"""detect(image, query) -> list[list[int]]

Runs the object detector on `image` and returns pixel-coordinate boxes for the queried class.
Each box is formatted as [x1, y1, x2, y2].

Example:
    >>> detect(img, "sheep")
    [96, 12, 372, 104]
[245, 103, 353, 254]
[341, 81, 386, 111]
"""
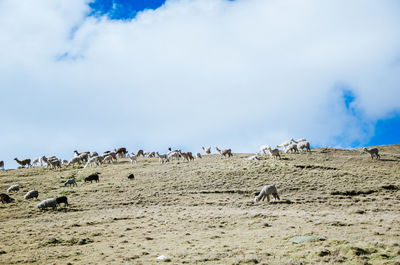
[64, 177, 77, 187]
[84, 173, 100, 183]
[202, 147, 211, 155]
[128, 173, 135, 180]
[67, 156, 82, 167]
[0, 193, 14, 203]
[7, 184, 19, 193]
[37, 198, 57, 210]
[254, 185, 280, 203]
[127, 153, 137, 164]
[14, 158, 31, 168]
[266, 146, 281, 159]
[56, 196, 68, 207]
[363, 147, 380, 159]
[215, 147, 233, 157]
[196, 153, 202, 159]
[136, 149, 144, 157]
[103, 151, 117, 160]
[84, 156, 101, 168]
[284, 143, 298, 153]
[145, 151, 155, 158]
[0, 160, 4, 170]
[297, 141, 311, 152]
[24, 190, 39, 200]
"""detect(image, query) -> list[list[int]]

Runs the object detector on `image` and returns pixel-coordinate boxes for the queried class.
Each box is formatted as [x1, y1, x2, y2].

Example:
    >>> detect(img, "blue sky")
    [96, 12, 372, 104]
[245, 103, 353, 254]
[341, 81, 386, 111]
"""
[0, 0, 399, 169]
[89, 0, 166, 20]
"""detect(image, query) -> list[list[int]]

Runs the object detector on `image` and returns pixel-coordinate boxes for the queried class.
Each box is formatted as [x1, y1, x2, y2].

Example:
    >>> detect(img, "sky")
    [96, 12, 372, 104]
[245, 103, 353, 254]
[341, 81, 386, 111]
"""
[1, 0, 400, 169]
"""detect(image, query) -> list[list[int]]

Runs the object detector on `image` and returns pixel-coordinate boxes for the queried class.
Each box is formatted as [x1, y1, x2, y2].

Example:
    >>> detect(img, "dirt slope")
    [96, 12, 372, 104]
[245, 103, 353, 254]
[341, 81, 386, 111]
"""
[1, 145, 399, 264]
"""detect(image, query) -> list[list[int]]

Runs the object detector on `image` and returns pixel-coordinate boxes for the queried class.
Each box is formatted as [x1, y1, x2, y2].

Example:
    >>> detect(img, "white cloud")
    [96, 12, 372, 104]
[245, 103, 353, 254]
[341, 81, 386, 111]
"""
[1, 0, 400, 168]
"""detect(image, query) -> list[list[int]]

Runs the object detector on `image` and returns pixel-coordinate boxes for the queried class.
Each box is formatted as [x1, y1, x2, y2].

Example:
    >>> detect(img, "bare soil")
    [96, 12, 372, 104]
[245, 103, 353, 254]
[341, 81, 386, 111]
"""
[1, 145, 400, 264]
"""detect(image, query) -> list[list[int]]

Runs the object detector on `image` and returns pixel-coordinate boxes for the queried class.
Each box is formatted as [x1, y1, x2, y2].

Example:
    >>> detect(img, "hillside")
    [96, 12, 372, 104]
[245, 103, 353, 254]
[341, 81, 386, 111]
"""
[1, 146, 400, 264]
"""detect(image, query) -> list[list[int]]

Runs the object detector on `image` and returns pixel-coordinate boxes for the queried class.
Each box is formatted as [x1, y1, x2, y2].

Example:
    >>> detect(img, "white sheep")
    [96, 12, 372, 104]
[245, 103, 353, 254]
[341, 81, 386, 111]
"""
[32, 157, 40, 167]
[202, 147, 211, 155]
[0, 160, 4, 170]
[64, 177, 77, 187]
[7, 184, 19, 193]
[24, 190, 39, 199]
[37, 198, 57, 210]
[254, 185, 280, 203]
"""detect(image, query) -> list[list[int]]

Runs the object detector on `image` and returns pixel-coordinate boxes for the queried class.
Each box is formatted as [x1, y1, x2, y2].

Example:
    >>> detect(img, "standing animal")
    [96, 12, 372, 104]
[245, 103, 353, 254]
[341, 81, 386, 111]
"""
[37, 198, 57, 210]
[56, 196, 68, 207]
[7, 184, 19, 193]
[67, 156, 82, 167]
[136, 150, 144, 157]
[24, 190, 39, 199]
[180, 151, 194, 161]
[84, 173, 100, 183]
[259, 145, 269, 154]
[156, 152, 169, 163]
[127, 153, 137, 164]
[363, 147, 380, 159]
[167, 151, 181, 161]
[276, 139, 294, 149]
[284, 143, 298, 153]
[128, 173, 135, 180]
[115, 147, 128, 158]
[64, 177, 77, 187]
[292, 138, 307, 143]
[196, 153, 202, 159]
[267, 146, 281, 159]
[215, 147, 233, 157]
[14, 158, 31, 168]
[254, 185, 280, 202]
[202, 147, 211, 154]
[0, 193, 14, 203]
[84, 156, 101, 168]
[0, 160, 4, 170]
[297, 141, 311, 152]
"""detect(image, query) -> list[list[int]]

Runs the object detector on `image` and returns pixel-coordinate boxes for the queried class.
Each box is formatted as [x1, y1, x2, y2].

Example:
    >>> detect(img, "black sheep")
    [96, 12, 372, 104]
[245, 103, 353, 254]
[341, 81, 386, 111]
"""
[85, 173, 100, 183]
[56, 196, 68, 206]
[0, 193, 14, 203]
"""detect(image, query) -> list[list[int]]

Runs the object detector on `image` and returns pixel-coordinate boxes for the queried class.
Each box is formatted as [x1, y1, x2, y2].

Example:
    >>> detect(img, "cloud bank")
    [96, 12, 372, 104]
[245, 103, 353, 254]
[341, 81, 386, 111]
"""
[1, 0, 400, 167]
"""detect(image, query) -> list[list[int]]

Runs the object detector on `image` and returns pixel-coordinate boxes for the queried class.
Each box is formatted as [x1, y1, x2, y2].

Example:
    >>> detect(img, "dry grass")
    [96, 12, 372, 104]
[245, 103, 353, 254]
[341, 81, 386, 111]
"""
[1, 145, 400, 264]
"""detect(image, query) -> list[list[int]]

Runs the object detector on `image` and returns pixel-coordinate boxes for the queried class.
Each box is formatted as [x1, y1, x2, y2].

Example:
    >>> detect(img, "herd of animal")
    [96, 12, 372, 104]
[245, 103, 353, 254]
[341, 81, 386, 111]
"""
[0, 138, 382, 210]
